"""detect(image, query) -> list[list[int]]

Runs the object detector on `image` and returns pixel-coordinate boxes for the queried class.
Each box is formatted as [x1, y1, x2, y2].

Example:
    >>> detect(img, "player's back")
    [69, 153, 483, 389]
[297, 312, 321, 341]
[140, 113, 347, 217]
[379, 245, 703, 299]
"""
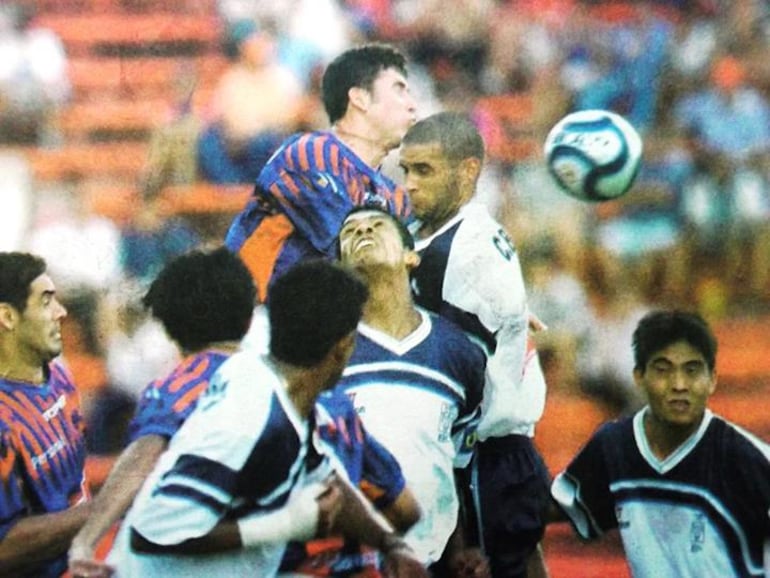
[225, 130, 410, 301]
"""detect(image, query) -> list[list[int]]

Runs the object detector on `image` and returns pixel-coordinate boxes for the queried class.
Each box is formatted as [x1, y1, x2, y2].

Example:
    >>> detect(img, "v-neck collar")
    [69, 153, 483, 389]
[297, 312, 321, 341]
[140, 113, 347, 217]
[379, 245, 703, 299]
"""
[633, 407, 713, 474]
[357, 309, 431, 356]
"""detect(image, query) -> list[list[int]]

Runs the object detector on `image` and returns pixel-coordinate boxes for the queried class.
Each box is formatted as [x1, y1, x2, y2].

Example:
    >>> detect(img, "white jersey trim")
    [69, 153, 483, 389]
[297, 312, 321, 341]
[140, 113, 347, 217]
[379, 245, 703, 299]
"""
[633, 408, 713, 474]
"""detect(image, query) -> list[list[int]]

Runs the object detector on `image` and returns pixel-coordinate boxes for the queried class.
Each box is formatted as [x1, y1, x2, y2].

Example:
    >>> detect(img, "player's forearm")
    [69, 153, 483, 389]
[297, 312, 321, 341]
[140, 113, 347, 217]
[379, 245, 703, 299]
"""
[71, 435, 167, 553]
[381, 487, 421, 534]
[332, 474, 405, 552]
[0, 502, 92, 573]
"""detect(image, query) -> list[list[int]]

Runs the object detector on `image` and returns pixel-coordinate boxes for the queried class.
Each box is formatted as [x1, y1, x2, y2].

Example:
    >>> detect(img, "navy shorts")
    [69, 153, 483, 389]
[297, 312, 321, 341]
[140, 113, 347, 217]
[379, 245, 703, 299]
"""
[469, 434, 552, 578]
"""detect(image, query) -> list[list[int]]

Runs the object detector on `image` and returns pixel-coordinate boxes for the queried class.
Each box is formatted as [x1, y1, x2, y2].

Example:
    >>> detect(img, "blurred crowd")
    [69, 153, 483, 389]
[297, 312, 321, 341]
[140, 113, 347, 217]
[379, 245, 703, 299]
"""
[0, 0, 768, 446]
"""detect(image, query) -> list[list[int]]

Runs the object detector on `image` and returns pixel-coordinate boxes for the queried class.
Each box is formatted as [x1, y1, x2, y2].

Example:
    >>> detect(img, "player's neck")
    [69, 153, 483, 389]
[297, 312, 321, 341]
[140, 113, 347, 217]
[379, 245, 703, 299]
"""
[186, 340, 242, 357]
[643, 410, 702, 460]
[362, 281, 421, 340]
[332, 123, 389, 168]
[272, 358, 320, 419]
[0, 354, 46, 385]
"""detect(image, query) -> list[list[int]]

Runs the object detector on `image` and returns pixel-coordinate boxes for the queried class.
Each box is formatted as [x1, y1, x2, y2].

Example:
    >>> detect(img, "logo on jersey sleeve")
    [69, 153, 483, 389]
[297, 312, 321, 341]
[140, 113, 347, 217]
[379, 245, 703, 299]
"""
[199, 377, 228, 411]
[438, 403, 457, 443]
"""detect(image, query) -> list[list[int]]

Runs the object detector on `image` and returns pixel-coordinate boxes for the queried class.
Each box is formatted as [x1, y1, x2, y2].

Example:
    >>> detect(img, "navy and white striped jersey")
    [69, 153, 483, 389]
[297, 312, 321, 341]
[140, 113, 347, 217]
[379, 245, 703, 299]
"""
[412, 201, 545, 439]
[552, 408, 770, 577]
[335, 309, 485, 564]
[109, 351, 330, 577]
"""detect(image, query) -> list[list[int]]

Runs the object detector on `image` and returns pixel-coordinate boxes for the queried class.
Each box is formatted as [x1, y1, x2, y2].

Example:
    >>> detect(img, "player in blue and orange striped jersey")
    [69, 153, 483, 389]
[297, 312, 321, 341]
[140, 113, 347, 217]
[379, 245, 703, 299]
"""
[279, 387, 421, 577]
[225, 43, 417, 304]
[0, 252, 90, 577]
[68, 247, 257, 578]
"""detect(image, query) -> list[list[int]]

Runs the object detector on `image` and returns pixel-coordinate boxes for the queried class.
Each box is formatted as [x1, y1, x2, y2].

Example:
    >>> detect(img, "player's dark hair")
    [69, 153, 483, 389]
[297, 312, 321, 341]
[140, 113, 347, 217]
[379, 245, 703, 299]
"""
[402, 111, 485, 163]
[143, 247, 256, 352]
[0, 252, 47, 313]
[336, 206, 414, 259]
[269, 260, 367, 367]
[632, 310, 718, 372]
[322, 43, 408, 124]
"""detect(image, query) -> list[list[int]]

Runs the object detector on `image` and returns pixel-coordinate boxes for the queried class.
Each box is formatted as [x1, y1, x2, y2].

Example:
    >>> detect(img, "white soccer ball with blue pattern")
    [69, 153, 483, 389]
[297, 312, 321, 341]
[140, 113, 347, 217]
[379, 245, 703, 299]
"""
[544, 109, 643, 202]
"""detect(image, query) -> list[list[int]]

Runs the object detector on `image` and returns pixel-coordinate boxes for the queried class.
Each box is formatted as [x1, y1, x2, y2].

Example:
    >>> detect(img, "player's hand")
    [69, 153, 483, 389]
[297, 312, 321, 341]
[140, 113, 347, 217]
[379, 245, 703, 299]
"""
[380, 535, 429, 578]
[381, 550, 429, 578]
[447, 546, 491, 578]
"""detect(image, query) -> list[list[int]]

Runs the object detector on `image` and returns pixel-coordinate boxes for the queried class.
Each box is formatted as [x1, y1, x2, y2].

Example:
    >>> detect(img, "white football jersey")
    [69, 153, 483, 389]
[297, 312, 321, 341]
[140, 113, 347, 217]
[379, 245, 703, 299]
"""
[336, 309, 485, 564]
[109, 351, 330, 578]
[412, 202, 546, 439]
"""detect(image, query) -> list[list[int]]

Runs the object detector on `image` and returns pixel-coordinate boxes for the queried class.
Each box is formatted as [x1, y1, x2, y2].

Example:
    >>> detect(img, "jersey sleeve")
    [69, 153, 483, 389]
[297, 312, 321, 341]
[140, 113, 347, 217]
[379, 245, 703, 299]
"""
[261, 133, 410, 257]
[262, 135, 359, 256]
[129, 367, 279, 547]
[447, 328, 486, 469]
[448, 215, 544, 436]
[0, 428, 26, 541]
[359, 424, 406, 510]
[551, 423, 618, 539]
[127, 356, 216, 442]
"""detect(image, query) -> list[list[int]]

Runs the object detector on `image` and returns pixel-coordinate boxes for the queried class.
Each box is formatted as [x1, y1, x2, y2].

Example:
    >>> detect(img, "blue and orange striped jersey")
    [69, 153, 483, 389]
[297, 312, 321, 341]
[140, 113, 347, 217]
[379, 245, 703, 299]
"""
[0, 361, 89, 578]
[279, 389, 406, 577]
[225, 130, 411, 301]
[128, 350, 232, 443]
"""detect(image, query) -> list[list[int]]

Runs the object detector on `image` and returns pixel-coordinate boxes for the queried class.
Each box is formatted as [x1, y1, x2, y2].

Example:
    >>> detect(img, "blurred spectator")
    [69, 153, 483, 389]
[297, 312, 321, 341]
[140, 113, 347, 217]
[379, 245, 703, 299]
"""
[523, 236, 594, 393]
[26, 177, 122, 297]
[673, 54, 770, 299]
[0, 152, 32, 250]
[567, 5, 673, 131]
[393, 0, 495, 95]
[140, 62, 202, 200]
[119, 199, 201, 285]
[197, 18, 308, 184]
[102, 285, 179, 401]
[0, 2, 69, 146]
[578, 246, 649, 416]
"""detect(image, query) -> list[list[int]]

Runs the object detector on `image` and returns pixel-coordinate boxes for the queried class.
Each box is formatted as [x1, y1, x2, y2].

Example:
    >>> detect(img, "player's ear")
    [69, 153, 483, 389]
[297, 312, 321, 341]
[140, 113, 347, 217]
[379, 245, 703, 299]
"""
[404, 250, 421, 270]
[459, 157, 481, 194]
[348, 86, 370, 113]
[0, 303, 18, 332]
[707, 369, 717, 396]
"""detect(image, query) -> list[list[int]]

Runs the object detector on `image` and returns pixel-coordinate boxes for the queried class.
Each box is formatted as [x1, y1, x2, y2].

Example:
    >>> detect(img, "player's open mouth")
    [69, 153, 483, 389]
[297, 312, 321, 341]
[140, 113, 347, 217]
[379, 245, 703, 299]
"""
[668, 399, 690, 412]
[354, 238, 376, 251]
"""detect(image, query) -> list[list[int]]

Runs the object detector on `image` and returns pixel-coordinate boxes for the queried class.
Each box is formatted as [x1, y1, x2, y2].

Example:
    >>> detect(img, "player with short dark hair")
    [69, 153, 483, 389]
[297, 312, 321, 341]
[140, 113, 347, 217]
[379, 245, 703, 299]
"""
[551, 309, 770, 577]
[0, 252, 91, 577]
[403, 112, 552, 578]
[69, 246, 257, 577]
[335, 207, 488, 574]
[107, 260, 427, 578]
[225, 42, 417, 304]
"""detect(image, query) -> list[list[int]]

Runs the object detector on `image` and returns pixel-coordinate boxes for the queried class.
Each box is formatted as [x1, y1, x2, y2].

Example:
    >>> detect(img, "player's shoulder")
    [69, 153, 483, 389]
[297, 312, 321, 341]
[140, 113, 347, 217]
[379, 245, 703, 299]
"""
[316, 388, 356, 420]
[590, 414, 636, 448]
[424, 310, 486, 360]
[450, 204, 521, 264]
[709, 414, 770, 463]
[146, 351, 228, 391]
[280, 131, 343, 161]
[49, 359, 77, 391]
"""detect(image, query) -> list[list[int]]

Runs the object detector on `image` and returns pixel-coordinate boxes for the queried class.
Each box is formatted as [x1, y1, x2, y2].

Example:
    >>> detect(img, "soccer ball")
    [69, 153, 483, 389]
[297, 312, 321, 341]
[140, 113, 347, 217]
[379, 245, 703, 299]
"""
[543, 109, 643, 202]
